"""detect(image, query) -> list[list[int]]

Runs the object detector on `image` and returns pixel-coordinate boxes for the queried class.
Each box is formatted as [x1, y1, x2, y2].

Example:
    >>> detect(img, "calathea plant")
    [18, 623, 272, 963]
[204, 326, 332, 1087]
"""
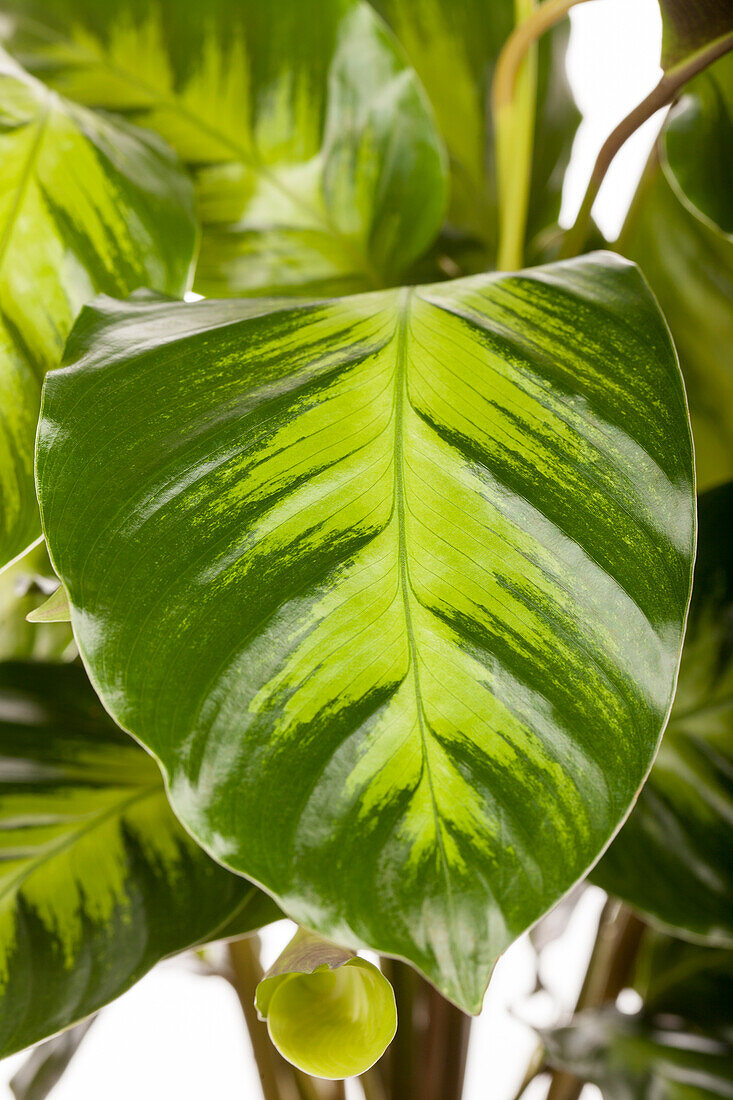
[0, 0, 731, 1096]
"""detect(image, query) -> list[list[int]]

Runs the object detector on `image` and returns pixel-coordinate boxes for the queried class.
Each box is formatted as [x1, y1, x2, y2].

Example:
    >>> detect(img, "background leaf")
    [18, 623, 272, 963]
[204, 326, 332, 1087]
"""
[634, 933, 733, 1037]
[370, 0, 580, 267]
[620, 162, 733, 490]
[663, 54, 733, 237]
[543, 1004, 733, 1099]
[657, 0, 733, 71]
[0, 660, 279, 1057]
[543, 927, 733, 1099]
[593, 482, 733, 946]
[36, 255, 694, 1012]
[1, 0, 447, 297]
[9, 1016, 95, 1100]
[0, 63, 196, 572]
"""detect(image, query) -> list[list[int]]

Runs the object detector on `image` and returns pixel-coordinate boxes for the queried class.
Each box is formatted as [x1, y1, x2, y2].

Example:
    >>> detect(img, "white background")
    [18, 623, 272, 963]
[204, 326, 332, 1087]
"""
[1, 1, 665, 1096]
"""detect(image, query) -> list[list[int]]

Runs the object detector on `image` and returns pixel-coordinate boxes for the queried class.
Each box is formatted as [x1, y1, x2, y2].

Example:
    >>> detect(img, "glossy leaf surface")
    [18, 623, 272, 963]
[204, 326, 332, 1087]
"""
[2, 0, 447, 297]
[663, 54, 733, 237]
[0, 661, 279, 1057]
[594, 483, 733, 945]
[543, 1005, 733, 1100]
[0, 63, 196, 572]
[371, 0, 580, 264]
[621, 166, 733, 490]
[256, 928, 396, 1079]
[36, 255, 695, 1012]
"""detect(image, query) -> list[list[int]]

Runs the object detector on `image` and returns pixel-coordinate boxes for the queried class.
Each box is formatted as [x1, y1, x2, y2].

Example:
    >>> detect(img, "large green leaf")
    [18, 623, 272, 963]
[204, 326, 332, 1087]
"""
[0, 660, 279, 1057]
[621, 165, 733, 490]
[1, 0, 447, 297]
[35, 254, 695, 1012]
[0, 62, 196, 573]
[370, 0, 580, 265]
[543, 1005, 733, 1099]
[593, 483, 733, 945]
[663, 54, 733, 238]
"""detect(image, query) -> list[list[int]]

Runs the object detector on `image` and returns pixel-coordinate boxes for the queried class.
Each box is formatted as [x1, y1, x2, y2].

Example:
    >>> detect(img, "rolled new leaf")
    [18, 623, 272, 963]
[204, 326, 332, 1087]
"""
[256, 929, 397, 1079]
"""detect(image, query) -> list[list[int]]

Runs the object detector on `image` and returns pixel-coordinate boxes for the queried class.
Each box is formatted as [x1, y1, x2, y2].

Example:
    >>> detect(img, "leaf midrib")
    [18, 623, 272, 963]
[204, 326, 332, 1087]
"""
[393, 287, 456, 914]
[23, 17, 383, 288]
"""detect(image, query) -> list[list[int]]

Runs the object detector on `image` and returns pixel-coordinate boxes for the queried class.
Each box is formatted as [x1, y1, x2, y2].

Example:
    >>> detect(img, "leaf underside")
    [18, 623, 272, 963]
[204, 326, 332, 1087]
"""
[36, 253, 695, 1011]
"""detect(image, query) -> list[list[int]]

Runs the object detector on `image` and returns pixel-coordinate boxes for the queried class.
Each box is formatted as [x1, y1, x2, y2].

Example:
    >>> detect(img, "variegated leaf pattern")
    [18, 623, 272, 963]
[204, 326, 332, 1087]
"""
[0, 62, 196, 572]
[0, 661, 279, 1057]
[594, 483, 733, 945]
[36, 254, 695, 1012]
[1, 0, 447, 296]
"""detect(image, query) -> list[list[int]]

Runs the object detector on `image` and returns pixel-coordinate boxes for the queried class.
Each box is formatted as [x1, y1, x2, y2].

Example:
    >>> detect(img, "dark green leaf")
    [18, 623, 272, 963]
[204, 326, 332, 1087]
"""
[0, 661, 279, 1057]
[620, 165, 733, 490]
[658, 0, 733, 71]
[593, 483, 733, 945]
[370, 0, 580, 266]
[36, 254, 694, 1012]
[634, 934, 733, 1038]
[10, 1016, 95, 1100]
[0, 63, 196, 572]
[2, 0, 447, 297]
[543, 1004, 733, 1100]
[663, 54, 733, 237]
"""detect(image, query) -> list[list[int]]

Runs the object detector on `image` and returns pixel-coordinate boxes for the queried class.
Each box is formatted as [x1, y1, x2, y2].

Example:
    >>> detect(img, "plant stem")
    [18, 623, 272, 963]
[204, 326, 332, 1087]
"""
[508, 1043, 547, 1100]
[228, 936, 286, 1100]
[381, 960, 471, 1100]
[418, 982, 472, 1100]
[494, 0, 539, 271]
[492, 0, 591, 113]
[228, 937, 343, 1100]
[359, 1067, 388, 1100]
[545, 900, 646, 1100]
[561, 31, 733, 258]
[380, 960, 418, 1099]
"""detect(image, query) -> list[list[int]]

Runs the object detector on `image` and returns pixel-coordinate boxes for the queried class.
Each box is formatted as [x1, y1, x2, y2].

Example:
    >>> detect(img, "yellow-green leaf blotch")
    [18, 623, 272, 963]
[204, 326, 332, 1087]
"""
[256, 929, 397, 1079]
